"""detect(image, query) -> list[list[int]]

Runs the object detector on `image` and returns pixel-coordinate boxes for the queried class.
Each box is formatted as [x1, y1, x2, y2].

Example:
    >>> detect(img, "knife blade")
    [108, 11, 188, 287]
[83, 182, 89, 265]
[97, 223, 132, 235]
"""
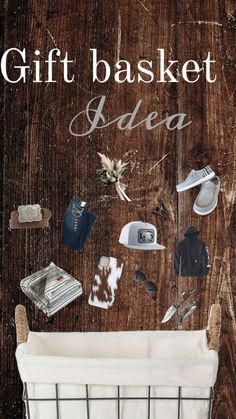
[177, 301, 199, 325]
[161, 287, 196, 323]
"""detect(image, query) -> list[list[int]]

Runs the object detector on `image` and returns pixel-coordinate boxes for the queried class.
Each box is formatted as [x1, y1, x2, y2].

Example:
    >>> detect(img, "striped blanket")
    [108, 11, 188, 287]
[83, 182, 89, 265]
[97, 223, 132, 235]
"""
[20, 263, 82, 316]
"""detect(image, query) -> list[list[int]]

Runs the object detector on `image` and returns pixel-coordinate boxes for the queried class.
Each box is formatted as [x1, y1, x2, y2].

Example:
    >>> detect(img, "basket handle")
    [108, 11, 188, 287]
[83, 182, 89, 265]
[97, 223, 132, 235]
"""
[15, 305, 29, 345]
[207, 303, 221, 351]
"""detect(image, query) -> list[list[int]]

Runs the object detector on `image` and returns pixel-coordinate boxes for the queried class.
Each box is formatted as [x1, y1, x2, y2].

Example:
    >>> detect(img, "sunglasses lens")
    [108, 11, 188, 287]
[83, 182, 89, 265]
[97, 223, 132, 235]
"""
[145, 281, 157, 296]
[132, 270, 146, 283]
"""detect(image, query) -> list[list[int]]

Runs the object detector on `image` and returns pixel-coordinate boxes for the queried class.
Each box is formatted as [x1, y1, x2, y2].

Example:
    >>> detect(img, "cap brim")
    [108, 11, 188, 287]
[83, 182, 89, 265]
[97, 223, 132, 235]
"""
[122, 243, 165, 250]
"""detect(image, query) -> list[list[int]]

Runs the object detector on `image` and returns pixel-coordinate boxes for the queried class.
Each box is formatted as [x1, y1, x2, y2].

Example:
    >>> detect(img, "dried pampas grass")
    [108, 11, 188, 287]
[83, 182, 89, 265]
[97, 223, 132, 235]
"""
[97, 153, 131, 202]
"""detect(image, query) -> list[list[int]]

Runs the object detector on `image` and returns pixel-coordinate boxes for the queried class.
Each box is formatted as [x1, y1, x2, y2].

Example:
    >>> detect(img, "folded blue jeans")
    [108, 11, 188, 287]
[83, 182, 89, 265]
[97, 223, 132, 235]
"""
[62, 197, 97, 250]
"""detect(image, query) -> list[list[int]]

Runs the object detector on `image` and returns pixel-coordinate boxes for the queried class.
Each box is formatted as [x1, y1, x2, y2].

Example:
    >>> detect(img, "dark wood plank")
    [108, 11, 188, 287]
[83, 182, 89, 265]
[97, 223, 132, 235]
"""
[1, 1, 33, 417]
[177, 1, 236, 418]
[0, 1, 5, 416]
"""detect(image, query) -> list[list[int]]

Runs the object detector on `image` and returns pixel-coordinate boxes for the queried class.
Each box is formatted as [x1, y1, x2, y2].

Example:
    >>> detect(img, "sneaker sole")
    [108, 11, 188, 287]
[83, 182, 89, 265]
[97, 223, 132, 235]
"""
[176, 172, 215, 192]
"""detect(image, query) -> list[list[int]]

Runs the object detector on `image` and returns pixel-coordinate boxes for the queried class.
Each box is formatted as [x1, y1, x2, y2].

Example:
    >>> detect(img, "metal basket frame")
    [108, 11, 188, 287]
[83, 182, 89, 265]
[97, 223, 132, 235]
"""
[22, 382, 214, 419]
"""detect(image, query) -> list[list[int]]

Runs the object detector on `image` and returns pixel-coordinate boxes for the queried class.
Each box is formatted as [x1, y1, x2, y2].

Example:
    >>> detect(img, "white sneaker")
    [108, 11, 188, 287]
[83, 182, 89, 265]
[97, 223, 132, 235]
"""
[193, 176, 220, 215]
[176, 166, 215, 192]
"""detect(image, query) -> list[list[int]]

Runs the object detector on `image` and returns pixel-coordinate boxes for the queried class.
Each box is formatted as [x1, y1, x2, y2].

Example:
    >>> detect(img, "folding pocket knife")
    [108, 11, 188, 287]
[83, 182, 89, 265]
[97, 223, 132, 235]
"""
[161, 288, 196, 323]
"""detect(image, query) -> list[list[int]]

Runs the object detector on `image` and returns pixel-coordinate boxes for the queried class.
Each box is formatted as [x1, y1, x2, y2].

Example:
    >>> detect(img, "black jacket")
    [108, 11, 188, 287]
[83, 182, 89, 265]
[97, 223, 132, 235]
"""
[174, 226, 211, 277]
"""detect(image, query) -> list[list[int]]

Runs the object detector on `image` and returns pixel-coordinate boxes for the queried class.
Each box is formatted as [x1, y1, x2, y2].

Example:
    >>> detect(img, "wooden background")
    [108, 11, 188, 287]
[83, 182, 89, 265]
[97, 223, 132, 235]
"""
[0, 1, 235, 418]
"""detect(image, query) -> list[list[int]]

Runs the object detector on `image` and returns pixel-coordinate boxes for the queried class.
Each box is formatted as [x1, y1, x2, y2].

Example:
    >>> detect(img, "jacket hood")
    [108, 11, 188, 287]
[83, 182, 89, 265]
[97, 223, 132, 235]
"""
[184, 226, 199, 237]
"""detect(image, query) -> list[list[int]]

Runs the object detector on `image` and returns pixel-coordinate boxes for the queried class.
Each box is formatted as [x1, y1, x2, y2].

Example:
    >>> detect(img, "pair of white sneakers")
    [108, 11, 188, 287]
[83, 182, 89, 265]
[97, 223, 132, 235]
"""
[176, 166, 220, 216]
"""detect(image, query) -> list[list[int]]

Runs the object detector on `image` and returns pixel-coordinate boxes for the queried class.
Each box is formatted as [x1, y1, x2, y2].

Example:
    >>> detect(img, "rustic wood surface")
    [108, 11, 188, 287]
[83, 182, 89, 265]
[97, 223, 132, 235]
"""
[0, 1, 235, 418]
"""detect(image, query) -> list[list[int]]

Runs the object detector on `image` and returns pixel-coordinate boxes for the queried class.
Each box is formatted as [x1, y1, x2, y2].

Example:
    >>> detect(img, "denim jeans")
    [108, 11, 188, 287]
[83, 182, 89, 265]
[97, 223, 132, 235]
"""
[62, 197, 97, 250]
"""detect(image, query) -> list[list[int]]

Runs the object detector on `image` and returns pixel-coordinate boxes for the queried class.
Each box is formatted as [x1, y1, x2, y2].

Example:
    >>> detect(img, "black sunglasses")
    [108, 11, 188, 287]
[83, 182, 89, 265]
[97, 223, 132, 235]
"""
[132, 270, 157, 297]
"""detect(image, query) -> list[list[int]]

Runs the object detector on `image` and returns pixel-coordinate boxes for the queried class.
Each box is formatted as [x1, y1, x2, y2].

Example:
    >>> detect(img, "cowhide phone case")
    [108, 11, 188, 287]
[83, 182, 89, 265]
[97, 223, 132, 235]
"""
[88, 256, 124, 309]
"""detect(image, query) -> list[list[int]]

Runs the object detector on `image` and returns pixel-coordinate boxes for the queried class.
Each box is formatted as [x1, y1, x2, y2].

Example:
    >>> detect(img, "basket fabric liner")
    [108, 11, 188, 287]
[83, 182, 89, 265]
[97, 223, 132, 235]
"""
[15, 330, 218, 419]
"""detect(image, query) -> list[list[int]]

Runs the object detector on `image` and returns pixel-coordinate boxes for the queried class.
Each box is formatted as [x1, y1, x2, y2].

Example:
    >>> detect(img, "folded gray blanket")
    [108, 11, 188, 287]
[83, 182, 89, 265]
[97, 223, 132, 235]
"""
[20, 262, 83, 316]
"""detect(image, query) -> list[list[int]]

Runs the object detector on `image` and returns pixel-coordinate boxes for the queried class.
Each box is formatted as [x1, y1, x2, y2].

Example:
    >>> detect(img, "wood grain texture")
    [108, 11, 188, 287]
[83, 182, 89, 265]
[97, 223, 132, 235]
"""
[176, 2, 236, 418]
[0, 1, 235, 418]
